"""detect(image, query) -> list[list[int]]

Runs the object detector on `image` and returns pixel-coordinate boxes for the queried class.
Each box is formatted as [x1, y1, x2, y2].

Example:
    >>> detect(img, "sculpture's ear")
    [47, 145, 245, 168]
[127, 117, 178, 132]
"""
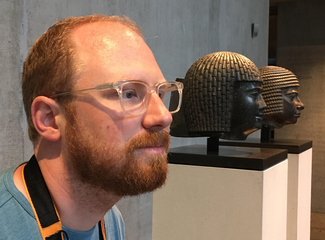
[31, 96, 62, 142]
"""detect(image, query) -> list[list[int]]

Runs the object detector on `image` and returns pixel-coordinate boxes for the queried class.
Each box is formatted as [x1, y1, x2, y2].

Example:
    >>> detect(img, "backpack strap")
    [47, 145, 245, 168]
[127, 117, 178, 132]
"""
[22, 155, 64, 240]
[22, 155, 106, 240]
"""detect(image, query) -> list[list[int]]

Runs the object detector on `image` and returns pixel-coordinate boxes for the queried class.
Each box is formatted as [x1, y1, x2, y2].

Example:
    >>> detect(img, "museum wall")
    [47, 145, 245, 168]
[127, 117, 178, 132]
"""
[0, 0, 269, 239]
[275, 0, 325, 214]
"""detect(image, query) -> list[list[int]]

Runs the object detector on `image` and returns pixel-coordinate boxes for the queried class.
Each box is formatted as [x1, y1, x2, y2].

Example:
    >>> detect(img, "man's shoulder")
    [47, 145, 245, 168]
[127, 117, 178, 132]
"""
[104, 205, 125, 239]
[0, 166, 17, 207]
[0, 164, 32, 216]
[0, 165, 41, 239]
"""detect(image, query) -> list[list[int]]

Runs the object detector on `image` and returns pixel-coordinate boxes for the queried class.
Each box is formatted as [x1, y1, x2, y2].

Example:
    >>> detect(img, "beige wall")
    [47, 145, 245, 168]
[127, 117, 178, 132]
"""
[0, 0, 269, 239]
[275, 0, 325, 213]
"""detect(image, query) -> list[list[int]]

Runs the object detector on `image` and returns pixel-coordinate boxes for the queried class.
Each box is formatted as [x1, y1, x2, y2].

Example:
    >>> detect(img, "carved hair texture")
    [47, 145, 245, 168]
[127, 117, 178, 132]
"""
[260, 66, 299, 115]
[183, 51, 262, 134]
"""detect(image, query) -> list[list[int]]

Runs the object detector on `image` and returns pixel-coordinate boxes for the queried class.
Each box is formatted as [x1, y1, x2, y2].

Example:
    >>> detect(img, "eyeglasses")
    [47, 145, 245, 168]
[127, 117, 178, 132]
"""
[50, 80, 184, 116]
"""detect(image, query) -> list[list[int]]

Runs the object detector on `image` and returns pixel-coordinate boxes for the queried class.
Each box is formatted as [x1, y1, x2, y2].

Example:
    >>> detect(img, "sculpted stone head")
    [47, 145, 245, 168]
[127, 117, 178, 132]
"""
[260, 66, 304, 128]
[170, 51, 266, 140]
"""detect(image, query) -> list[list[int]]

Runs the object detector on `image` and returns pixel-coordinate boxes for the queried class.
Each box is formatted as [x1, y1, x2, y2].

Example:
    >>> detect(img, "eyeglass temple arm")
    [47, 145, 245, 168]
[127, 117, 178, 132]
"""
[50, 83, 115, 98]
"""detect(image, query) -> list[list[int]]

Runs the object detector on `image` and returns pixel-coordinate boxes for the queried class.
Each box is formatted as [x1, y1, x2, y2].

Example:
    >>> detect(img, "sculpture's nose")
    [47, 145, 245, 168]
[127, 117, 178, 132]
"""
[296, 97, 305, 111]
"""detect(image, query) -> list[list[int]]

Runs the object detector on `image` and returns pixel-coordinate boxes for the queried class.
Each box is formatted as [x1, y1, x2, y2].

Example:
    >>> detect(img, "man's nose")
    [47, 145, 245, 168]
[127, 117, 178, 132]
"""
[141, 92, 173, 131]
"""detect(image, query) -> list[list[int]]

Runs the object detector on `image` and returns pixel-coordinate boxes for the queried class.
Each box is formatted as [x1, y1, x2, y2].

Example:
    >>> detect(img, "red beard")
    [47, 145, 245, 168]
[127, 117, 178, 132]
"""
[64, 107, 170, 196]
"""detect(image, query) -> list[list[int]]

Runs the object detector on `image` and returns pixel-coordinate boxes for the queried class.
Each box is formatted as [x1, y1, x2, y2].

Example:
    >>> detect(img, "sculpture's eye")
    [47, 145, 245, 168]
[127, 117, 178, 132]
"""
[248, 89, 261, 101]
[250, 92, 259, 99]
[286, 93, 298, 101]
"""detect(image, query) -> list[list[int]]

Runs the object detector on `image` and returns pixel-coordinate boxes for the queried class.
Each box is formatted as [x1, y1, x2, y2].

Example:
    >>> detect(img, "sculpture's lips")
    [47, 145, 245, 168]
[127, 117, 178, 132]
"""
[294, 113, 301, 118]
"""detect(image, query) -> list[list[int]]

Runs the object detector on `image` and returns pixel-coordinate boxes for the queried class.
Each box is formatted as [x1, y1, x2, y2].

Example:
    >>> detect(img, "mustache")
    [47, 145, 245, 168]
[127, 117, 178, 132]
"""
[126, 131, 170, 152]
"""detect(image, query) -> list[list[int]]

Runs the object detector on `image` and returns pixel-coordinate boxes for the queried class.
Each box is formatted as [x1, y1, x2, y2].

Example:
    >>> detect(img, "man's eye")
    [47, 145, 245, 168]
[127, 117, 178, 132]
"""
[122, 89, 138, 100]
[159, 91, 166, 99]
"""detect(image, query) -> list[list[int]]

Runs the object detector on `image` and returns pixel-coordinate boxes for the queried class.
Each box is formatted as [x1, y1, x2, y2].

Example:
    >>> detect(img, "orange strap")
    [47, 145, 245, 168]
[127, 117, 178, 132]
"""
[100, 219, 107, 240]
[22, 155, 106, 239]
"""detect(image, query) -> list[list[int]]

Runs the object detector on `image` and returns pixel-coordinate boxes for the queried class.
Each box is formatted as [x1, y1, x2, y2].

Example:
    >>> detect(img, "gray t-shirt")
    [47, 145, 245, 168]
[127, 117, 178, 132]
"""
[0, 165, 125, 240]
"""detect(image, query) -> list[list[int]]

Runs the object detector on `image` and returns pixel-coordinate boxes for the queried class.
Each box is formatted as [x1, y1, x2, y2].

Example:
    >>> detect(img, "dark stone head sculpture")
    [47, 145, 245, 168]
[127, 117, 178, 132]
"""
[170, 51, 266, 140]
[260, 66, 304, 128]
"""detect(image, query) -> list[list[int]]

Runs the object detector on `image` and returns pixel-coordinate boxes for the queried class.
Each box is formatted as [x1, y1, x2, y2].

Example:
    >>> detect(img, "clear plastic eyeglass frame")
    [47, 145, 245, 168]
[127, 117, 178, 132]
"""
[50, 80, 184, 116]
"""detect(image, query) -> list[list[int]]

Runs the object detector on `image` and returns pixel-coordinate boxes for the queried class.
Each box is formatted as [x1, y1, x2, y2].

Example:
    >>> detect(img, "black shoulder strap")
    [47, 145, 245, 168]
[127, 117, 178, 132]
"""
[23, 155, 106, 240]
[23, 155, 64, 240]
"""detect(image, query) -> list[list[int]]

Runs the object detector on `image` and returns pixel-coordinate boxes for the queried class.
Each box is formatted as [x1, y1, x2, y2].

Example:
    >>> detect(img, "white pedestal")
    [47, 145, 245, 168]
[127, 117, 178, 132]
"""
[219, 139, 313, 240]
[152, 146, 288, 240]
[287, 149, 312, 240]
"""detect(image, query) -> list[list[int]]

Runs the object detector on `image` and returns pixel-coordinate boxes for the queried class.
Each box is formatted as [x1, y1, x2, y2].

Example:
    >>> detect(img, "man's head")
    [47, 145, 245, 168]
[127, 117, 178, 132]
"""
[22, 15, 143, 142]
[171, 51, 265, 140]
[22, 15, 180, 196]
[260, 66, 304, 128]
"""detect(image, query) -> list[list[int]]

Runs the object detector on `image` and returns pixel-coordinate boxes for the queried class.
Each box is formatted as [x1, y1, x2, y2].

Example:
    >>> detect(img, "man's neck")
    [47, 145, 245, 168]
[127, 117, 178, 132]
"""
[13, 155, 121, 231]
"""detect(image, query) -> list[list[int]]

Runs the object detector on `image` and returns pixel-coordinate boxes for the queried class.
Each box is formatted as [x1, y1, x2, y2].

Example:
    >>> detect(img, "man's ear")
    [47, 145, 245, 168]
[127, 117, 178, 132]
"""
[31, 96, 63, 142]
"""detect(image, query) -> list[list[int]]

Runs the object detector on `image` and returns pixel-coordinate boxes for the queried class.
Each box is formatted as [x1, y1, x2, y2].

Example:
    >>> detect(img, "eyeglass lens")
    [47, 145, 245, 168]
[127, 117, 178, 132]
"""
[120, 82, 181, 115]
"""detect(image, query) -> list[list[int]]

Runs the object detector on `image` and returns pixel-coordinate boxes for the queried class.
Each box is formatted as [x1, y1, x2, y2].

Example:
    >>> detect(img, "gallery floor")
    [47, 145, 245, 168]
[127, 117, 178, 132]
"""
[311, 212, 325, 240]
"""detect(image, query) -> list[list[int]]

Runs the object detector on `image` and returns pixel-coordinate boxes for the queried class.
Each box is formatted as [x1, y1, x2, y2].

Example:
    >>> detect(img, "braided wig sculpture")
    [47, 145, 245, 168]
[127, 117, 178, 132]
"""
[260, 66, 304, 128]
[170, 51, 266, 140]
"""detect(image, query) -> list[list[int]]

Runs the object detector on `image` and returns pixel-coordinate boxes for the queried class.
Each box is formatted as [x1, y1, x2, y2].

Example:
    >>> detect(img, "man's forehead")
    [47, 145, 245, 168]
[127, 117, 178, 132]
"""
[69, 21, 164, 87]
[71, 21, 141, 52]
